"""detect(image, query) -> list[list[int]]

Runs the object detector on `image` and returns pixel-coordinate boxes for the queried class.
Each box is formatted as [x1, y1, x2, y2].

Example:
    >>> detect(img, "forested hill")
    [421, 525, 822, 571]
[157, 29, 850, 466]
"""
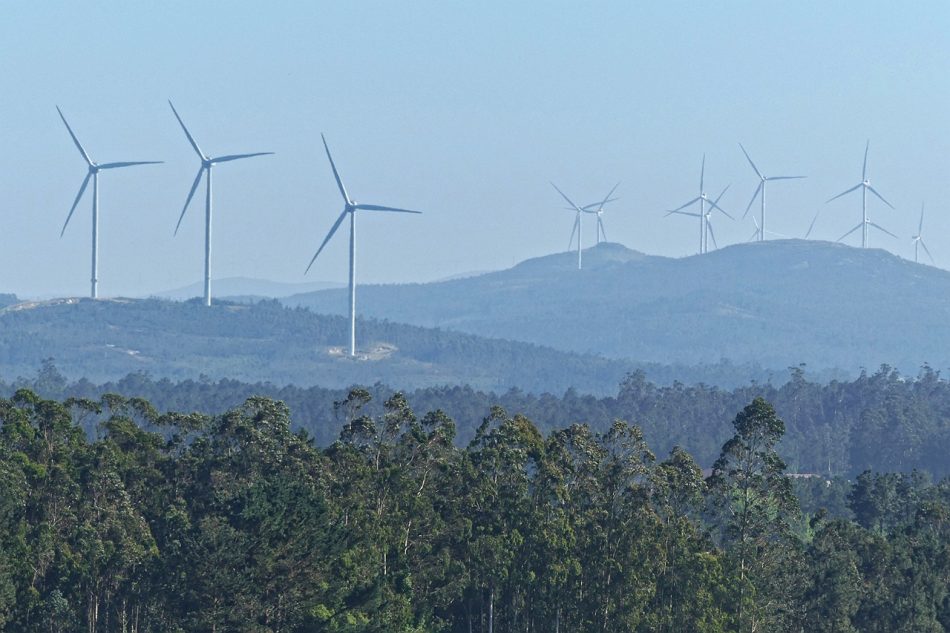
[286, 239, 950, 372]
[0, 294, 16, 308]
[0, 297, 638, 394]
[8, 362, 950, 477]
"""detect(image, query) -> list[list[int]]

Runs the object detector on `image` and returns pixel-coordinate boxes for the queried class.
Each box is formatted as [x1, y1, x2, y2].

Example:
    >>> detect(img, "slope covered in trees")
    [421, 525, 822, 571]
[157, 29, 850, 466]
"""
[6, 362, 950, 479]
[287, 239, 950, 373]
[1, 390, 948, 632]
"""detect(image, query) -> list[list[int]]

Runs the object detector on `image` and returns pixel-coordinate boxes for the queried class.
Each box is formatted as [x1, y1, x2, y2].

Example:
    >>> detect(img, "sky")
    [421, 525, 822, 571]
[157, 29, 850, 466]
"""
[2, 1, 949, 298]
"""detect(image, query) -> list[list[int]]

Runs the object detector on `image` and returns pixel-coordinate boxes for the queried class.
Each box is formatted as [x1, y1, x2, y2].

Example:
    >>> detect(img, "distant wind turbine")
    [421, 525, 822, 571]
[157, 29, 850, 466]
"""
[56, 106, 162, 299]
[305, 134, 423, 358]
[168, 100, 274, 307]
[911, 203, 934, 264]
[582, 183, 620, 245]
[739, 143, 805, 242]
[668, 184, 731, 253]
[825, 141, 896, 248]
[665, 155, 731, 254]
[551, 183, 588, 269]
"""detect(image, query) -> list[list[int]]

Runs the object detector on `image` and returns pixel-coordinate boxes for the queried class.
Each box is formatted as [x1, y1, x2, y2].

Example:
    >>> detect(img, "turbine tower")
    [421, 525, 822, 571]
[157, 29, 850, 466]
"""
[911, 203, 934, 264]
[582, 183, 620, 245]
[739, 143, 805, 242]
[551, 183, 587, 269]
[305, 134, 423, 358]
[168, 101, 273, 307]
[668, 185, 731, 253]
[826, 141, 895, 248]
[56, 107, 162, 299]
[665, 155, 730, 254]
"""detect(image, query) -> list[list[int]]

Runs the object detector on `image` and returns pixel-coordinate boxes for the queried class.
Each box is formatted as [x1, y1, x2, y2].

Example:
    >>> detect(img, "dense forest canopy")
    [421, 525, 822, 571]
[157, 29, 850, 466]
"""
[1, 390, 948, 632]
[6, 362, 950, 478]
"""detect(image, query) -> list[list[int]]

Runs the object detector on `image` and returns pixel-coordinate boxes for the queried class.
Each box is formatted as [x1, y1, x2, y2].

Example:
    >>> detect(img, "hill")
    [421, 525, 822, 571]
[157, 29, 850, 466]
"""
[149, 276, 344, 301]
[285, 240, 950, 372]
[0, 297, 641, 394]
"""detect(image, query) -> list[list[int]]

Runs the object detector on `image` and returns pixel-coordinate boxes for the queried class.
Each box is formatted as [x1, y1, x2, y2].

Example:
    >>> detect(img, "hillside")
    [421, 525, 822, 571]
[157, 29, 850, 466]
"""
[0, 297, 641, 394]
[149, 276, 344, 301]
[285, 240, 950, 372]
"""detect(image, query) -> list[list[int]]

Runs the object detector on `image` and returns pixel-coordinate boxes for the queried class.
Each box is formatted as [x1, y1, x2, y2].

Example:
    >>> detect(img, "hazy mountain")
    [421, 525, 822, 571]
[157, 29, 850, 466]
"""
[150, 276, 344, 301]
[284, 240, 950, 373]
[0, 294, 17, 309]
[0, 297, 643, 394]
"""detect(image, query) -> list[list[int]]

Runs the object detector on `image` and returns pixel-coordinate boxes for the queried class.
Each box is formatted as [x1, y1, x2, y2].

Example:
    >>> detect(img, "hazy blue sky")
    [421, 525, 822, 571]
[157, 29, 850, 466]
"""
[2, 1, 949, 297]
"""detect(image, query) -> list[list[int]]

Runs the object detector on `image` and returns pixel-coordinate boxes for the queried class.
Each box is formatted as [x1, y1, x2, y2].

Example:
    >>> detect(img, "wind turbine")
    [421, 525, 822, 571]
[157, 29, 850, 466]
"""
[739, 143, 805, 242]
[668, 184, 731, 253]
[582, 183, 620, 245]
[665, 155, 731, 254]
[168, 100, 273, 307]
[911, 203, 934, 264]
[56, 106, 162, 299]
[825, 141, 895, 248]
[551, 183, 588, 269]
[305, 134, 423, 358]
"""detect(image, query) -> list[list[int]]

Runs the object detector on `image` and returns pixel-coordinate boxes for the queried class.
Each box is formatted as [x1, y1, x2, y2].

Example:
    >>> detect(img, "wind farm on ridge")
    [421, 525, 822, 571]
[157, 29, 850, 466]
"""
[45, 102, 940, 359]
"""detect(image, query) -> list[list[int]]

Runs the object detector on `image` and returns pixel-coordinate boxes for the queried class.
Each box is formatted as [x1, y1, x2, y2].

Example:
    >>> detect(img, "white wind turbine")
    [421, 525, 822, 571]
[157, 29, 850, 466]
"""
[305, 134, 423, 358]
[665, 155, 731, 254]
[825, 141, 896, 248]
[168, 101, 274, 307]
[669, 185, 731, 253]
[551, 183, 588, 269]
[56, 106, 162, 299]
[557, 186, 620, 250]
[739, 143, 805, 242]
[582, 183, 620, 245]
[911, 203, 934, 265]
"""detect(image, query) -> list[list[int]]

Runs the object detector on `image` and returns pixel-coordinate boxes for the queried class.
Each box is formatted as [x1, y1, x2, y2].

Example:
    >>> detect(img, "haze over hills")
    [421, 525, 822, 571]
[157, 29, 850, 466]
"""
[149, 276, 344, 301]
[285, 239, 950, 373]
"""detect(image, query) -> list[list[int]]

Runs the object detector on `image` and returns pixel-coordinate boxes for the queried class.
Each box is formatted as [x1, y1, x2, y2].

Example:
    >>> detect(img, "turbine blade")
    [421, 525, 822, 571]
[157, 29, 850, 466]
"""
[567, 214, 578, 250]
[61, 172, 91, 236]
[306, 209, 349, 273]
[707, 222, 718, 250]
[666, 196, 701, 214]
[354, 204, 423, 214]
[598, 216, 607, 241]
[550, 182, 581, 210]
[837, 222, 863, 242]
[919, 202, 925, 234]
[921, 240, 935, 264]
[210, 152, 274, 164]
[738, 143, 762, 179]
[322, 134, 352, 205]
[868, 221, 897, 239]
[805, 209, 821, 238]
[581, 197, 619, 210]
[97, 160, 164, 169]
[699, 154, 705, 192]
[706, 193, 733, 220]
[666, 210, 701, 218]
[862, 140, 869, 180]
[596, 182, 620, 211]
[743, 181, 762, 219]
[56, 106, 92, 166]
[765, 176, 806, 181]
[174, 167, 205, 235]
[826, 183, 863, 203]
[168, 101, 205, 159]
[866, 185, 894, 209]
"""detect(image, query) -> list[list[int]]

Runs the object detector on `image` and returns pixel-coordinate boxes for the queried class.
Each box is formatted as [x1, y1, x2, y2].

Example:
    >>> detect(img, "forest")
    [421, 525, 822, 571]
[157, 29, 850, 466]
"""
[1, 388, 948, 632]
[6, 361, 950, 477]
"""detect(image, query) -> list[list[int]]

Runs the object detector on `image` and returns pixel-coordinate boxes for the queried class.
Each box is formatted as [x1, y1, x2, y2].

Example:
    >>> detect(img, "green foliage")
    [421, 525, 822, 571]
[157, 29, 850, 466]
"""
[2, 390, 950, 632]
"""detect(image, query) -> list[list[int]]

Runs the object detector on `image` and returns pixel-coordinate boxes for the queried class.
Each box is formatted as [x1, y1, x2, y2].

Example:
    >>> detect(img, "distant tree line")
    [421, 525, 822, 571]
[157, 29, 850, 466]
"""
[5, 361, 950, 477]
[1, 389, 948, 632]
